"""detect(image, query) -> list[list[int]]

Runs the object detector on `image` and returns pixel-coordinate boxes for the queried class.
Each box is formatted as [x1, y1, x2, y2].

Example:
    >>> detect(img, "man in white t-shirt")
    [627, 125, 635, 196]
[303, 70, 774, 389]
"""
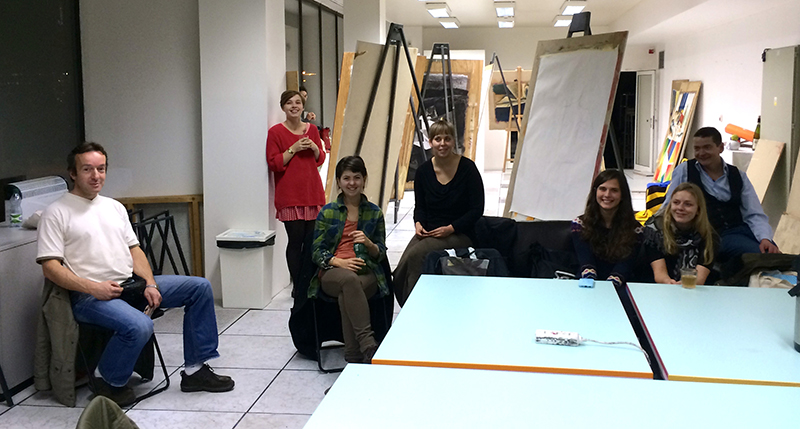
[37, 142, 234, 406]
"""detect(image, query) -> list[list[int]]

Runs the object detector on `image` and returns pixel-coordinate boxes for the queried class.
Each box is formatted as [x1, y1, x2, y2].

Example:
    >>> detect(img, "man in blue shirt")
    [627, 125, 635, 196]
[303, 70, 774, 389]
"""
[662, 127, 780, 266]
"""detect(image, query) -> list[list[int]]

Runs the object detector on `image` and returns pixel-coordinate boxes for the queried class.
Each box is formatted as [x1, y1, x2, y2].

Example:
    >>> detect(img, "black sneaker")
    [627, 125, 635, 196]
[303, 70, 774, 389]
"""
[88, 376, 136, 407]
[180, 364, 235, 392]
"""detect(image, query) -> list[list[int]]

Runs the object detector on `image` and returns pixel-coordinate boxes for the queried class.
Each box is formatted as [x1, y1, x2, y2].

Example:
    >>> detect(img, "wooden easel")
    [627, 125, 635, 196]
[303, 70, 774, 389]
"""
[502, 67, 524, 172]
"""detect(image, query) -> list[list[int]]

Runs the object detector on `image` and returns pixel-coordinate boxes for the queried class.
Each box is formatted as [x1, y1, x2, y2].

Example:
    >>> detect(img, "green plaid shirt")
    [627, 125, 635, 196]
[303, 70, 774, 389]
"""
[308, 193, 388, 298]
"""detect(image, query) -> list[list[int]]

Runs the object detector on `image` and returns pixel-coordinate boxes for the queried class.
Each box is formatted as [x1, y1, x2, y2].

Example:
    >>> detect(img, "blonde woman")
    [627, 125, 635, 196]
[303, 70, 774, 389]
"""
[643, 182, 717, 285]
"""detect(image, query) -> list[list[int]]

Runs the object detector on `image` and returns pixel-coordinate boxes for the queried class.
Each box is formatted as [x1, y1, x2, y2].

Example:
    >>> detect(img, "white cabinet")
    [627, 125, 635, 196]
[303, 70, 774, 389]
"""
[0, 228, 42, 390]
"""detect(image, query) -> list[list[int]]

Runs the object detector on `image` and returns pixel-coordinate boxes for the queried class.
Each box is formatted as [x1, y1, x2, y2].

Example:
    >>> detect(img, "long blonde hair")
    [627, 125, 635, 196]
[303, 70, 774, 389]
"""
[662, 182, 714, 264]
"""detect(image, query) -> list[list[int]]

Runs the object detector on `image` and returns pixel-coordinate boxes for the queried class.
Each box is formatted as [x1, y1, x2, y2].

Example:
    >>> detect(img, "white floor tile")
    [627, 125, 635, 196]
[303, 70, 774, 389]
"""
[265, 286, 294, 310]
[236, 412, 310, 429]
[0, 384, 36, 412]
[21, 367, 176, 409]
[250, 370, 339, 415]
[132, 368, 278, 413]
[222, 310, 291, 337]
[214, 335, 296, 370]
[153, 305, 247, 335]
[0, 405, 84, 429]
[126, 409, 243, 429]
[284, 353, 319, 371]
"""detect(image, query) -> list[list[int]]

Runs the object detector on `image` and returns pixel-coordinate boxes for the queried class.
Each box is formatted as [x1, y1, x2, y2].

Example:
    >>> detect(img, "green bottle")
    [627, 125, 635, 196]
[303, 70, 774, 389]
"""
[354, 242, 370, 274]
[753, 115, 761, 141]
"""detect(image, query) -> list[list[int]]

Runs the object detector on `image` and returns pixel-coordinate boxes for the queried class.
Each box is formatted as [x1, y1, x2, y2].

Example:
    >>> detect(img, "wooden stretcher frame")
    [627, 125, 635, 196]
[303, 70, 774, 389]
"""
[503, 31, 628, 219]
[488, 67, 532, 132]
[395, 56, 483, 199]
[325, 52, 356, 196]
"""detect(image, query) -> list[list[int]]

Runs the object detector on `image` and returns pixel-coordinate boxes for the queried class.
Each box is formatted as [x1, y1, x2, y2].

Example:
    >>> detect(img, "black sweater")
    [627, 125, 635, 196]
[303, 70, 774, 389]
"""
[414, 157, 485, 238]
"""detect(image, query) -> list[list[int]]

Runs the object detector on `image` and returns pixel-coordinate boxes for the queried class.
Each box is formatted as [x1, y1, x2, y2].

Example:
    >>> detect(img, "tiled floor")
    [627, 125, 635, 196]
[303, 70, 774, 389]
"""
[0, 169, 648, 428]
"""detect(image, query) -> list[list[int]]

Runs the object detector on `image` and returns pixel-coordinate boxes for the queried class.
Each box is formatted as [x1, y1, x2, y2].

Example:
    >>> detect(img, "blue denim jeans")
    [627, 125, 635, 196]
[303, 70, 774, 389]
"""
[71, 275, 220, 387]
[719, 224, 761, 262]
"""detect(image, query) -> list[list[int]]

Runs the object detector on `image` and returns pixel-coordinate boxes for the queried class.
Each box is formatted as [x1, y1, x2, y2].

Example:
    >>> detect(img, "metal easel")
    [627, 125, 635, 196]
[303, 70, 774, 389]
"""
[354, 23, 430, 223]
[419, 43, 460, 147]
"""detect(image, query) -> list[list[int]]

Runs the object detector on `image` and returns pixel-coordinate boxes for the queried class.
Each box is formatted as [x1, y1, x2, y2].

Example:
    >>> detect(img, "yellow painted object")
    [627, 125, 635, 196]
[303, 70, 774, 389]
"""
[635, 182, 670, 225]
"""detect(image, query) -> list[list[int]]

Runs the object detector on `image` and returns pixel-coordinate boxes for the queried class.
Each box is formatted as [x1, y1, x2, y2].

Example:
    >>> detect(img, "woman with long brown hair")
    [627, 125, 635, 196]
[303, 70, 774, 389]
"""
[571, 169, 641, 286]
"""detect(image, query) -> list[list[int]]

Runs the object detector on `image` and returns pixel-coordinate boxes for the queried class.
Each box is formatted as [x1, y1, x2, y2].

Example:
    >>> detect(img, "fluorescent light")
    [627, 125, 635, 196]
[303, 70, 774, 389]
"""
[439, 18, 460, 29]
[495, 1, 514, 18]
[426, 3, 451, 19]
[561, 1, 586, 16]
[497, 18, 515, 28]
[553, 15, 572, 27]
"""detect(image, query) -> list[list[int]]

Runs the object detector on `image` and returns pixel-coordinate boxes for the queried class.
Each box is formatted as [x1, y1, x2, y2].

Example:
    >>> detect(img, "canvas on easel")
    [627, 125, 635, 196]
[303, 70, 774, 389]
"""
[325, 41, 418, 212]
[504, 31, 628, 220]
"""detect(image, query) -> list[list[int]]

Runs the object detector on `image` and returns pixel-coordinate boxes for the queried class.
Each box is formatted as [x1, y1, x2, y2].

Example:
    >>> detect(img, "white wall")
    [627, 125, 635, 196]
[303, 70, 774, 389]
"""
[621, 44, 659, 71]
[80, 0, 202, 198]
[654, 2, 800, 151]
[199, 0, 289, 297]
[344, 0, 386, 51]
[403, 25, 424, 50]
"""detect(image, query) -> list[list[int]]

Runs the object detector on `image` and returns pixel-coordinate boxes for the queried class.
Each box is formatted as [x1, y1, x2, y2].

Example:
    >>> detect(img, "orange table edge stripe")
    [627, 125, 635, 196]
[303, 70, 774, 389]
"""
[669, 374, 800, 388]
[371, 359, 653, 380]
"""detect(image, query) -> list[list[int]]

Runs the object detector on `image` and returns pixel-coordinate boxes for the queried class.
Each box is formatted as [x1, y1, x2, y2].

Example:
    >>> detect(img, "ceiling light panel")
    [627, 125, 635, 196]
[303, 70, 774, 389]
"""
[553, 15, 572, 27]
[497, 18, 515, 29]
[561, 1, 586, 16]
[495, 1, 515, 18]
[426, 3, 451, 19]
[439, 17, 460, 29]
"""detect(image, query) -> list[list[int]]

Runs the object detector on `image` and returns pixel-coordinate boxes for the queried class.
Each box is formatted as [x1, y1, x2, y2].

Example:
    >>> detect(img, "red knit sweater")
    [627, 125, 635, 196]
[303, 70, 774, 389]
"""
[266, 123, 326, 212]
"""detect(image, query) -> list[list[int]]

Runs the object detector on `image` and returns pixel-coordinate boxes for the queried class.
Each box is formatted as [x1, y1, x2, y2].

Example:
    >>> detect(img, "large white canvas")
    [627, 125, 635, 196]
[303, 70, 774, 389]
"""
[509, 48, 619, 220]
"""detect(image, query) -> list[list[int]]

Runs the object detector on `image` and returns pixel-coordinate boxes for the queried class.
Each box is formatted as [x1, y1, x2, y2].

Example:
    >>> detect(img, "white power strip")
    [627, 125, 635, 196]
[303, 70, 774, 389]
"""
[535, 329, 581, 346]
[534, 329, 652, 365]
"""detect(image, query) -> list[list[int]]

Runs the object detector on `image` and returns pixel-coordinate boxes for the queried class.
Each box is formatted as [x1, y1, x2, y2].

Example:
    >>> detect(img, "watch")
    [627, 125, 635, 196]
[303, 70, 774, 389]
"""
[287, 147, 294, 155]
[146, 284, 160, 292]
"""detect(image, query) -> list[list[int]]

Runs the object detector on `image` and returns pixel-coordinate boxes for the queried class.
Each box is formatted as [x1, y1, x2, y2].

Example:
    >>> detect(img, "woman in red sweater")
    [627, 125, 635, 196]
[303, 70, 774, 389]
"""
[266, 90, 326, 286]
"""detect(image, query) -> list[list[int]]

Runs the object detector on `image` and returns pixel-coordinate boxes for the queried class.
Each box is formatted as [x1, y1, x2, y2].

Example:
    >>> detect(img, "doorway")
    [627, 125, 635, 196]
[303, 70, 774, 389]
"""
[634, 70, 656, 173]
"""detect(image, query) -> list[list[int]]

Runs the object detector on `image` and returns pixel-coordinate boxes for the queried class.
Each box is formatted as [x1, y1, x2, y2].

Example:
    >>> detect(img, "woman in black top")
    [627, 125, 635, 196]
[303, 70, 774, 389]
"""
[571, 169, 641, 286]
[394, 120, 485, 306]
[643, 182, 716, 285]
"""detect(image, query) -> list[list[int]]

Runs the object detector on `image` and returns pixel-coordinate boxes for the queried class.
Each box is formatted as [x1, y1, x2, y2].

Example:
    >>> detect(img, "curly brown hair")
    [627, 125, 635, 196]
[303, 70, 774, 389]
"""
[580, 169, 639, 262]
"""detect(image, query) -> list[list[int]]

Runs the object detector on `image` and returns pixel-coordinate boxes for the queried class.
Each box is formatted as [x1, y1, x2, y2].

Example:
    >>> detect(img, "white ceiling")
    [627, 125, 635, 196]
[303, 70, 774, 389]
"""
[385, 0, 644, 28]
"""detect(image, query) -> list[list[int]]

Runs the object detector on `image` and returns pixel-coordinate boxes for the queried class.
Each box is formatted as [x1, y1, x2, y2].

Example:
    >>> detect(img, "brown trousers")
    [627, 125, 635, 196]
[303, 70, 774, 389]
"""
[319, 268, 378, 360]
[393, 233, 472, 306]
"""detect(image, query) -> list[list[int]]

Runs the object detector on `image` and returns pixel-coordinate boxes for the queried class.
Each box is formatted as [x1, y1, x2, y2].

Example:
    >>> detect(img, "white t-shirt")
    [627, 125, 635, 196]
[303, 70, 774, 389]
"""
[37, 193, 139, 284]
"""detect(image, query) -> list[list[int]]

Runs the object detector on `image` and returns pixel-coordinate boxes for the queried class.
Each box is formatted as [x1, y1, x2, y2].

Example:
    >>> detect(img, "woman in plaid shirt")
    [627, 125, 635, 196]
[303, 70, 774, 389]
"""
[309, 156, 388, 363]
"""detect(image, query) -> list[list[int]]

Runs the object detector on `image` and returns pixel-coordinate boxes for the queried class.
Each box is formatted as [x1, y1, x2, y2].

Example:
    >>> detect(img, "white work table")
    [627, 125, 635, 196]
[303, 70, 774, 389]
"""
[372, 275, 652, 379]
[627, 283, 800, 387]
[306, 364, 800, 428]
